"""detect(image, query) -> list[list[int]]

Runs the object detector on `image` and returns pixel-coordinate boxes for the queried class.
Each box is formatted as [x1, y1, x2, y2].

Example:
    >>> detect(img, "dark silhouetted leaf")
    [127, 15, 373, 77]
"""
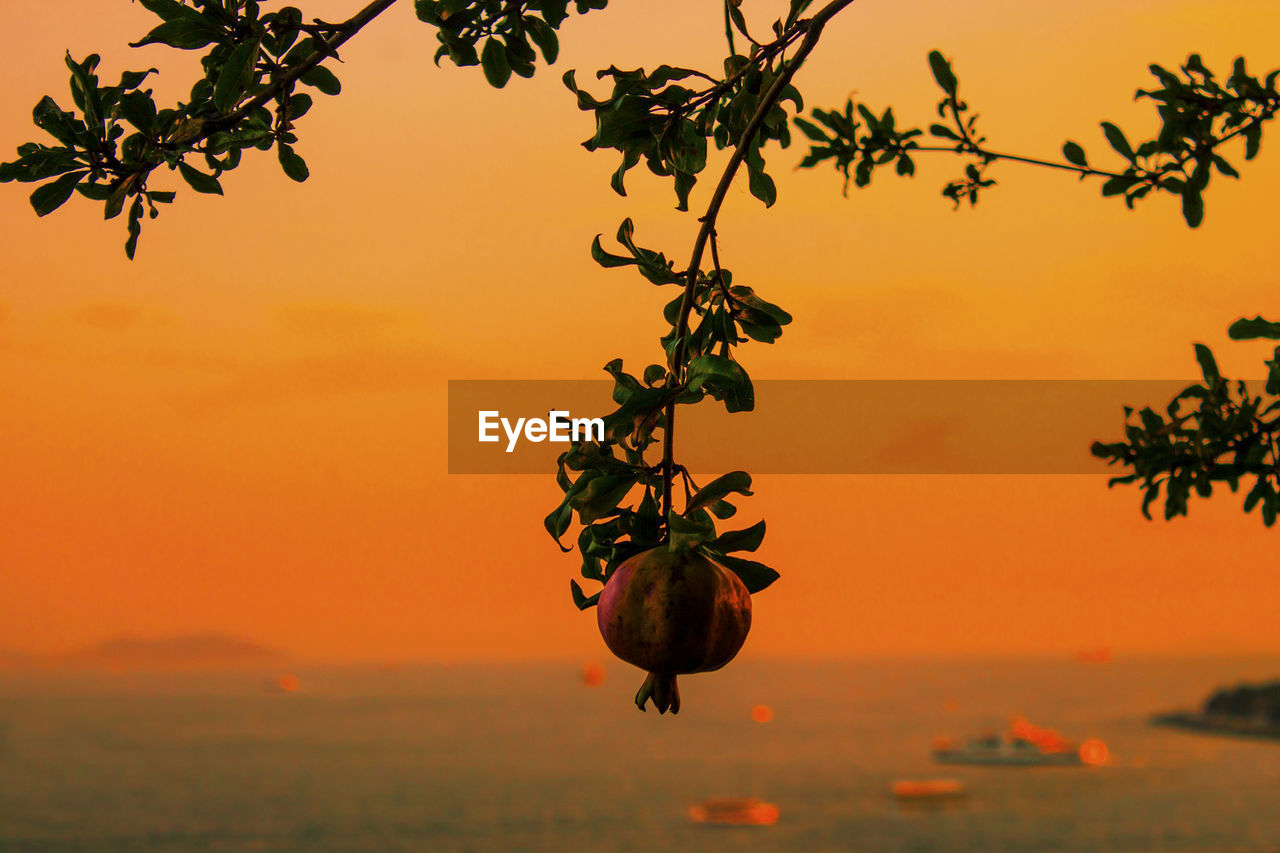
[29, 170, 87, 216]
[481, 38, 511, 88]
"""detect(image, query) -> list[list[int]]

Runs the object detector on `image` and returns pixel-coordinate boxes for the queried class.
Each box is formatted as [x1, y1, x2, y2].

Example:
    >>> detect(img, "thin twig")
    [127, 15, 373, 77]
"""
[723, 1, 737, 56]
[910, 145, 1130, 180]
[708, 229, 736, 310]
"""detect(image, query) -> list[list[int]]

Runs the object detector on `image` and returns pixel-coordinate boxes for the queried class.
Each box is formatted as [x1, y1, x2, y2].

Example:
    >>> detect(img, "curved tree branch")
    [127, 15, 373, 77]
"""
[661, 0, 858, 521]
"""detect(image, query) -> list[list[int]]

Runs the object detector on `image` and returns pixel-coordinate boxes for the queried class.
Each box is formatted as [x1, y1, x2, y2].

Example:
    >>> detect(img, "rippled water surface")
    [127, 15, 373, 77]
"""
[2, 657, 1279, 851]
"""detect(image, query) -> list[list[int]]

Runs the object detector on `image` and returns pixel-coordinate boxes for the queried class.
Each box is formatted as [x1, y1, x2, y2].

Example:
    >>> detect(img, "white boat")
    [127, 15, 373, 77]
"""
[932, 717, 1108, 767]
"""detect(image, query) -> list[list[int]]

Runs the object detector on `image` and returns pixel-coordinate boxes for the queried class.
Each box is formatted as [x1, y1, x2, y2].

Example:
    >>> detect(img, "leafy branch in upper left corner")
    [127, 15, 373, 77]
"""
[0, 0, 605, 257]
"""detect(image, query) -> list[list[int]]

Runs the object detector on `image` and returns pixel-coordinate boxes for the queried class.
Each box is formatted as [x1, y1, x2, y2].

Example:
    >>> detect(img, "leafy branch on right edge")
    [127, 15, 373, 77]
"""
[791, 50, 1280, 526]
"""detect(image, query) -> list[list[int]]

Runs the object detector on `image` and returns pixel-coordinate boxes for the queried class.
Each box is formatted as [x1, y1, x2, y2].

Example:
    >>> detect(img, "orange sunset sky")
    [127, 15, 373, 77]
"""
[1, 0, 1278, 662]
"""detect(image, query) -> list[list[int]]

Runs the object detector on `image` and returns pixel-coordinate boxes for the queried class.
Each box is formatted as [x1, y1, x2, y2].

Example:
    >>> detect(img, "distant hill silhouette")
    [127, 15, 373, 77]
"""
[52, 633, 283, 670]
[1153, 679, 1280, 740]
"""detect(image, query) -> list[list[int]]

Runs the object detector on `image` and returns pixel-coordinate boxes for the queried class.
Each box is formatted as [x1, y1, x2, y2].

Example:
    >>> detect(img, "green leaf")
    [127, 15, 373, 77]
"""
[284, 92, 313, 121]
[686, 354, 754, 413]
[707, 499, 737, 520]
[525, 15, 559, 64]
[177, 160, 222, 194]
[130, 20, 221, 50]
[570, 579, 600, 610]
[138, 0, 221, 26]
[1062, 141, 1088, 167]
[481, 38, 512, 88]
[540, 0, 570, 28]
[1181, 185, 1204, 228]
[300, 64, 341, 96]
[32, 96, 82, 147]
[1243, 122, 1262, 160]
[672, 170, 695, 212]
[116, 68, 157, 90]
[707, 520, 765, 554]
[929, 123, 960, 141]
[1211, 154, 1239, 179]
[712, 553, 779, 594]
[794, 117, 827, 142]
[75, 182, 112, 201]
[124, 194, 144, 259]
[726, 1, 751, 42]
[927, 50, 958, 95]
[1101, 175, 1137, 197]
[609, 149, 641, 197]
[590, 234, 633, 268]
[277, 143, 309, 182]
[1193, 343, 1220, 384]
[29, 170, 87, 216]
[104, 179, 130, 220]
[214, 37, 261, 114]
[166, 115, 205, 144]
[686, 471, 753, 514]
[643, 364, 667, 386]
[64, 52, 102, 131]
[1100, 121, 1135, 160]
[118, 90, 158, 134]
[544, 502, 573, 550]
[748, 165, 776, 207]
[668, 509, 715, 552]
[1228, 316, 1280, 340]
[572, 475, 636, 524]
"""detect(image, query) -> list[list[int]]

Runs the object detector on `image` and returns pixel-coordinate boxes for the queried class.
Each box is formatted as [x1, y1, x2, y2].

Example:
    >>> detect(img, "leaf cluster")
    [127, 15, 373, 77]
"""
[4, 0, 611, 257]
[794, 99, 923, 194]
[562, 12, 808, 211]
[795, 51, 1280, 228]
[549, 456, 780, 610]
[547, 214, 792, 608]
[0, 1, 355, 256]
[1103, 54, 1280, 226]
[1092, 319, 1280, 526]
[416, 0, 605, 87]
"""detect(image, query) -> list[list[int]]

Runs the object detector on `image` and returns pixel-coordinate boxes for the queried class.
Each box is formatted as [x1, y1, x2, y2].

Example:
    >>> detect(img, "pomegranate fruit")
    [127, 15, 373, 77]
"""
[596, 545, 752, 714]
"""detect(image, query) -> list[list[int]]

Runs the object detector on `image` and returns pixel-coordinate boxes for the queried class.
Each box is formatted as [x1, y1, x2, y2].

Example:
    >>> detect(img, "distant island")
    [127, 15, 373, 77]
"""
[1153, 680, 1280, 740]
[0, 633, 283, 671]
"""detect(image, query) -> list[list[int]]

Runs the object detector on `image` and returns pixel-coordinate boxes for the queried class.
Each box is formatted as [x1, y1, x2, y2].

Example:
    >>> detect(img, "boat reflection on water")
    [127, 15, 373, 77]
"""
[933, 716, 1109, 767]
[890, 778, 970, 813]
[891, 778, 968, 800]
[687, 797, 780, 826]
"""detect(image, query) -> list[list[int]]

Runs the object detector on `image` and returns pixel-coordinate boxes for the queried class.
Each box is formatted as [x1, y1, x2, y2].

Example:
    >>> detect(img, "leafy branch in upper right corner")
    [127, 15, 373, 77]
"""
[796, 49, 1280, 527]
[795, 50, 1280, 227]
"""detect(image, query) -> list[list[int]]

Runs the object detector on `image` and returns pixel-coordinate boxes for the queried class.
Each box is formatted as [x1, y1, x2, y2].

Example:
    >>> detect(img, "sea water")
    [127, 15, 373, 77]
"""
[1, 657, 1278, 852]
